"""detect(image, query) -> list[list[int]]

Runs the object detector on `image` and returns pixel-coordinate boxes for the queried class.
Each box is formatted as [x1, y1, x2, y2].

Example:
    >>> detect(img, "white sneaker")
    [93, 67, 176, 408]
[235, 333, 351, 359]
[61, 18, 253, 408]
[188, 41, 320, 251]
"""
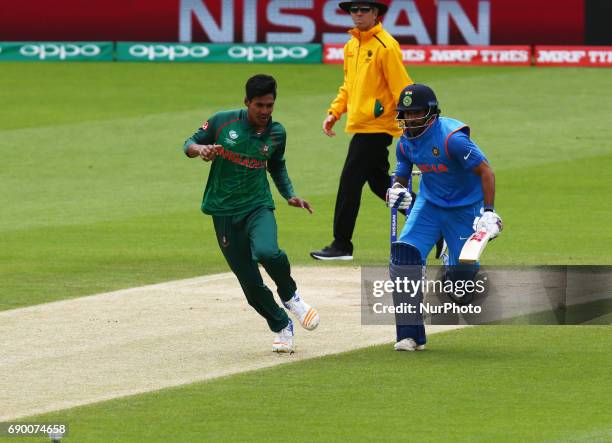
[394, 338, 426, 352]
[272, 318, 295, 353]
[283, 293, 320, 331]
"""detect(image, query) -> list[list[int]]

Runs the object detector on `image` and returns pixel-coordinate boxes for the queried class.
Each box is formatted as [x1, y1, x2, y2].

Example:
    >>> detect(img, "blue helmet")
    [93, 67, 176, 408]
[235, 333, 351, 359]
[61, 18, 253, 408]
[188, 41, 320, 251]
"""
[396, 84, 440, 137]
[396, 83, 439, 114]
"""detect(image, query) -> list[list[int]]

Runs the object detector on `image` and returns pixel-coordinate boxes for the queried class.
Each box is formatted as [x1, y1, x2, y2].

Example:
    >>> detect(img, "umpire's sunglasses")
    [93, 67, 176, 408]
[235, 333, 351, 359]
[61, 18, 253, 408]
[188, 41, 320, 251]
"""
[349, 6, 373, 13]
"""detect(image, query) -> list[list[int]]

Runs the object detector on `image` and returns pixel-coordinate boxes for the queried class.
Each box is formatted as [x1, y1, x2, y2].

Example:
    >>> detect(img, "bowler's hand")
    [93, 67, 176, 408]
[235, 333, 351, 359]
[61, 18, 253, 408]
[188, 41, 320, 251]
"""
[198, 144, 221, 161]
[322, 114, 337, 137]
[287, 197, 313, 214]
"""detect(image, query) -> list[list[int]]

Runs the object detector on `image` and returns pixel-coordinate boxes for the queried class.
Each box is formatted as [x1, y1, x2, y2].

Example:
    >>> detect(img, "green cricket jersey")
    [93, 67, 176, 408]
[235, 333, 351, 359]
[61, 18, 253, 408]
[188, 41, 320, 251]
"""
[184, 109, 296, 216]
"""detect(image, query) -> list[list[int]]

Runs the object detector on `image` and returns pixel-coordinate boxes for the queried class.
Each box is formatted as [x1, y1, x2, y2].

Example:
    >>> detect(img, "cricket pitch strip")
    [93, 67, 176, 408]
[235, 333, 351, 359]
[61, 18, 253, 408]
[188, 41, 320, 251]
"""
[0, 267, 463, 420]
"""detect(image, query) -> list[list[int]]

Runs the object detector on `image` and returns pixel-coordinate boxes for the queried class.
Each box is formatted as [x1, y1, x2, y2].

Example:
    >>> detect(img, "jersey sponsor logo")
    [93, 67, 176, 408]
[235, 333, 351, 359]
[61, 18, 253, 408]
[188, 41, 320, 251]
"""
[432, 146, 440, 157]
[229, 130, 238, 139]
[216, 146, 267, 169]
[417, 163, 448, 173]
[464, 149, 472, 160]
[201, 121, 209, 130]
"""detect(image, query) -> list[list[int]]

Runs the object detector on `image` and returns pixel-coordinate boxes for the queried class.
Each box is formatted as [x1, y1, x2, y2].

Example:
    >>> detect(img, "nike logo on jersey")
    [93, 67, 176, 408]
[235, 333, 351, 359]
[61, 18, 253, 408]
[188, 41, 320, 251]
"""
[464, 150, 472, 160]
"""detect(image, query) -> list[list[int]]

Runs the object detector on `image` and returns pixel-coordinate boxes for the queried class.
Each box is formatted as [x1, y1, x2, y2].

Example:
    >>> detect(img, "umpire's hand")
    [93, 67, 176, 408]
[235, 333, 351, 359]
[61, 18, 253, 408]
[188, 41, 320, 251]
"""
[322, 114, 337, 137]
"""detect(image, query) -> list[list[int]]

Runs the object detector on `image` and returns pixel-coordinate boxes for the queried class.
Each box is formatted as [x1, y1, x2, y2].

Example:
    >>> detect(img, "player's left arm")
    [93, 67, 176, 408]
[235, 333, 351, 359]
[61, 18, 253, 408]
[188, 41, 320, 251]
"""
[472, 161, 503, 236]
[472, 161, 495, 210]
[268, 130, 313, 214]
[448, 130, 502, 236]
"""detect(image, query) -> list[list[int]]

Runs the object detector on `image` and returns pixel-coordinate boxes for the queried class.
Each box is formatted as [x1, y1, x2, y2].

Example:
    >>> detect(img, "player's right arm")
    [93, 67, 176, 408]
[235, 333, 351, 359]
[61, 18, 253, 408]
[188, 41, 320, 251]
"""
[183, 117, 221, 161]
[393, 139, 413, 186]
[387, 140, 413, 209]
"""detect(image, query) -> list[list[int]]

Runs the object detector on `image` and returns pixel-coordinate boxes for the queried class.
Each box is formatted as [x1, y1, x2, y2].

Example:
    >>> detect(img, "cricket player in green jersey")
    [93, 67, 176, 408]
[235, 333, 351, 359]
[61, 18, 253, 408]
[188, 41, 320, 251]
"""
[183, 74, 319, 353]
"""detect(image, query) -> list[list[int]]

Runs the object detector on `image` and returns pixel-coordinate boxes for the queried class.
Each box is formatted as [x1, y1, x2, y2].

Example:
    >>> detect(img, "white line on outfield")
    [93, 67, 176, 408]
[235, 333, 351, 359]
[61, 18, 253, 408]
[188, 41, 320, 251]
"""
[0, 266, 463, 421]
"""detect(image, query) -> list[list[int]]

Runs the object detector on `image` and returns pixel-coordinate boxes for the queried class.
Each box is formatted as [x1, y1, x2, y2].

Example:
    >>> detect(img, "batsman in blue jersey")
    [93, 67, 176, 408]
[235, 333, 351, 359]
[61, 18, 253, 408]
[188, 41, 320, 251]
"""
[386, 83, 503, 351]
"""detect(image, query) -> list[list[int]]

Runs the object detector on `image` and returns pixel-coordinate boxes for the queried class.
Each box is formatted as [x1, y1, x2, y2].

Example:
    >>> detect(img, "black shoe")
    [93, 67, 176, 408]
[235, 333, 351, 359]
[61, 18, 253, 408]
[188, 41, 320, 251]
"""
[310, 245, 353, 261]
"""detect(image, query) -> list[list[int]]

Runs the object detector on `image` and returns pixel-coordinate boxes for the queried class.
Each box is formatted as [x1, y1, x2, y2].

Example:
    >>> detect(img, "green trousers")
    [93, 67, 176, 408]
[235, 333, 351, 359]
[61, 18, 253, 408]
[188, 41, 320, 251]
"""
[212, 207, 296, 332]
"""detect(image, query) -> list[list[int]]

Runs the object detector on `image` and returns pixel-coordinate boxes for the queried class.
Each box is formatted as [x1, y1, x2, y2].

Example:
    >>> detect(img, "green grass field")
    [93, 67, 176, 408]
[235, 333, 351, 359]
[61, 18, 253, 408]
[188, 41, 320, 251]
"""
[2, 64, 612, 309]
[2, 63, 611, 441]
[8, 326, 612, 443]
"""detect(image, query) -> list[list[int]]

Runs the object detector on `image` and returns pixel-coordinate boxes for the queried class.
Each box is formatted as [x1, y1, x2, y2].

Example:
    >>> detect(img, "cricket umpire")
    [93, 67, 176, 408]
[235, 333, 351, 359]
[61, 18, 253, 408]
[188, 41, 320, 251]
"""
[183, 74, 320, 353]
[310, 0, 413, 260]
[387, 83, 503, 351]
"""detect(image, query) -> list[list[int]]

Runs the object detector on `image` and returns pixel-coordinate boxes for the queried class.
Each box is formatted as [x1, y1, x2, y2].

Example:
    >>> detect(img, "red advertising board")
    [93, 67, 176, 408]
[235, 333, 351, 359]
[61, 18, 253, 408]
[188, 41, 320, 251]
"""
[324, 44, 531, 65]
[535, 46, 612, 67]
[0, 0, 585, 46]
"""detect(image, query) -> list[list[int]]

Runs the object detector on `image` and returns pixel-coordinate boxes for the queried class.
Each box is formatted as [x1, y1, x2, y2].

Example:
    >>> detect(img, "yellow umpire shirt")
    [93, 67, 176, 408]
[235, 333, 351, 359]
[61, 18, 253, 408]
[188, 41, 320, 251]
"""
[327, 22, 413, 137]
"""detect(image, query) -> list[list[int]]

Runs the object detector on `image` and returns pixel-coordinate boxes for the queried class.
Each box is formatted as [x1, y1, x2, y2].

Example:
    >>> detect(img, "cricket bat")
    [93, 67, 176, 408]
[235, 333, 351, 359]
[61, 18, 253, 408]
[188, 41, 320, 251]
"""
[458, 230, 492, 264]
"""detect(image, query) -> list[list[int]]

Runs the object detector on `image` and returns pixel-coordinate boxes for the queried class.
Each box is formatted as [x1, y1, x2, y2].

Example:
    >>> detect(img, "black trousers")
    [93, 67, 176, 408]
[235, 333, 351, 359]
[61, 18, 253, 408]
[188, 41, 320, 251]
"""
[332, 132, 393, 252]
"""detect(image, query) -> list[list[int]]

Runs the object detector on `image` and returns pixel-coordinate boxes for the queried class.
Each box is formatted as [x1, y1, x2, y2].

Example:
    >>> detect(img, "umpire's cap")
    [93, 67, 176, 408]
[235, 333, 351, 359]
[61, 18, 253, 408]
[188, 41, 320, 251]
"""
[338, 0, 389, 15]
[396, 83, 440, 113]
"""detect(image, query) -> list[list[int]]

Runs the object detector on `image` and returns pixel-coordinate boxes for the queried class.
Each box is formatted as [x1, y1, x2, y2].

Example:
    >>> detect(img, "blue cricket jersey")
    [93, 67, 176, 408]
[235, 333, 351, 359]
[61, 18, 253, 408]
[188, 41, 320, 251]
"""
[396, 117, 487, 208]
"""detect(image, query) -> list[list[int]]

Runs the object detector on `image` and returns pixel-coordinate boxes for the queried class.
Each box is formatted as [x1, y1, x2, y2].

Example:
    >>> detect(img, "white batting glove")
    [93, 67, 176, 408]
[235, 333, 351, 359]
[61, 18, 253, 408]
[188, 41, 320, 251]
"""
[386, 182, 413, 210]
[474, 210, 503, 238]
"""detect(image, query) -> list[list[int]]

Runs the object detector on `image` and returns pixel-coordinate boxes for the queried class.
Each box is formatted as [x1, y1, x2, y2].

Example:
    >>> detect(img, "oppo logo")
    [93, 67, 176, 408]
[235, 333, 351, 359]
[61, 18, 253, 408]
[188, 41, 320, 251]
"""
[228, 46, 309, 62]
[20, 44, 101, 60]
[128, 45, 210, 61]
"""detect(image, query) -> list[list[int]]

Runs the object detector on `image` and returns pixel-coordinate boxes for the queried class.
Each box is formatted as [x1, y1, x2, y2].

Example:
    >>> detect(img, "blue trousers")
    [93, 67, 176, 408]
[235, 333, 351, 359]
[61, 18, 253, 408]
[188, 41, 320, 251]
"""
[394, 198, 482, 344]
[399, 197, 483, 265]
